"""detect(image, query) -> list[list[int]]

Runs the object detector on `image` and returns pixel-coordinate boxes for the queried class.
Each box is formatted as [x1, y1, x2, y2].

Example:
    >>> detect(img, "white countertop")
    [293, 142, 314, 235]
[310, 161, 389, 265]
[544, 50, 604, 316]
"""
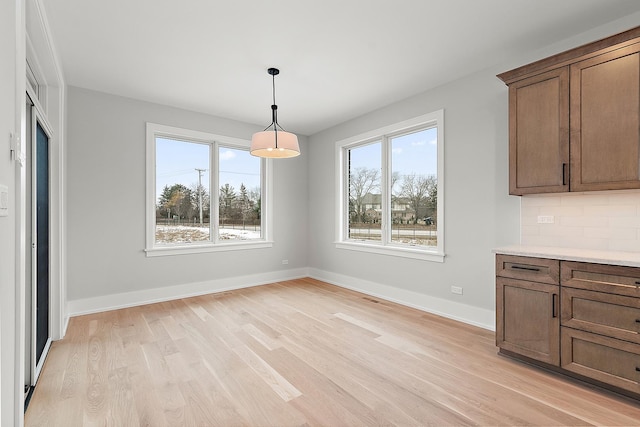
[492, 245, 640, 268]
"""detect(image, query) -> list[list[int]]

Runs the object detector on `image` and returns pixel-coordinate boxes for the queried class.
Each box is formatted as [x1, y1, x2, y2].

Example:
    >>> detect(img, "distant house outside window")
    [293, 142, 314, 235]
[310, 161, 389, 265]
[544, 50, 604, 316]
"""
[336, 111, 444, 262]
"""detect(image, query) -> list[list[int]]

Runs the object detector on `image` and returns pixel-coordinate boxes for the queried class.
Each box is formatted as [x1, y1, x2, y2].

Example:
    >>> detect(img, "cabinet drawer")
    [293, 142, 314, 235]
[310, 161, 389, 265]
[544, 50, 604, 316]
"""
[496, 255, 559, 285]
[561, 287, 640, 344]
[561, 261, 640, 297]
[561, 327, 640, 394]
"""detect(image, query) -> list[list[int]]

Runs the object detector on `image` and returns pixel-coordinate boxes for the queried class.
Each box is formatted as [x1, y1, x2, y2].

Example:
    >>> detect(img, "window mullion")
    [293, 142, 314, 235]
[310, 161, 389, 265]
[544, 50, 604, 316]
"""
[211, 141, 219, 244]
[344, 147, 351, 240]
[261, 157, 268, 240]
[381, 136, 391, 246]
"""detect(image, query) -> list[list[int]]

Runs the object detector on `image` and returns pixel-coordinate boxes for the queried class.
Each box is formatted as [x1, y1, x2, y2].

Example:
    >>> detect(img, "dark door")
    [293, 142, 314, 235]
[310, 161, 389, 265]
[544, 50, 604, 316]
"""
[34, 119, 50, 367]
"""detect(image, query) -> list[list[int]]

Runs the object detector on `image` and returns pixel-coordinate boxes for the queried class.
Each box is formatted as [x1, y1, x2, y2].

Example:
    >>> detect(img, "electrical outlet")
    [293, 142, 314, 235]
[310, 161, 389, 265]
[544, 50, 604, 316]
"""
[451, 286, 463, 295]
[281, 259, 289, 265]
[537, 215, 554, 224]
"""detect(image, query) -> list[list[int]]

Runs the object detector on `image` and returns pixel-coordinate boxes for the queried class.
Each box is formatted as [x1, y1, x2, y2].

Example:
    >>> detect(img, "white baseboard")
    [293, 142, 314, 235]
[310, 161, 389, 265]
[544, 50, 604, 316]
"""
[66, 267, 495, 333]
[66, 267, 310, 318]
[308, 268, 496, 331]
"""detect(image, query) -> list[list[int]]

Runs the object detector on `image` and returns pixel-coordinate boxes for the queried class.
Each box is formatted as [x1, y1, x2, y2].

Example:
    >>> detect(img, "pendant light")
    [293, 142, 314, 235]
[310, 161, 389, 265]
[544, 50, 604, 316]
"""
[250, 68, 300, 158]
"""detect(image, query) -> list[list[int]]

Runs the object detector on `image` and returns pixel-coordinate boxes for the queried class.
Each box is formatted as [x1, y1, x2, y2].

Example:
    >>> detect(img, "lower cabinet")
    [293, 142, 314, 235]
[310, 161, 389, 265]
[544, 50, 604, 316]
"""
[496, 254, 640, 399]
[496, 277, 559, 365]
[496, 255, 560, 365]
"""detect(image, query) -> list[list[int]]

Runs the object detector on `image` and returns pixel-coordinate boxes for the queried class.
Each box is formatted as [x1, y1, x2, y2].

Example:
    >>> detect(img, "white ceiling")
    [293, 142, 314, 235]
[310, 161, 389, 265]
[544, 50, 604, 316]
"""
[42, 0, 640, 136]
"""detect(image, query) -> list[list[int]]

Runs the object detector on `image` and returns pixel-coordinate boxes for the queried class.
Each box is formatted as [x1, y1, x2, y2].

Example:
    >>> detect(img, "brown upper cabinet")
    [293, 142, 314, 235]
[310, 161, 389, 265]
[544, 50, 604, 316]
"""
[498, 26, 640, 195]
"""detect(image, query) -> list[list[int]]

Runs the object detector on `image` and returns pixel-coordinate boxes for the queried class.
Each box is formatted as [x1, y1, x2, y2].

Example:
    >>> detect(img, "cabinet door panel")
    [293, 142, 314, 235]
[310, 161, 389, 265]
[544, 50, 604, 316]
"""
[561, 328, 640, 394]
[509, 67, 569, 195]
[570, 46, 640, 191]
[496, 277, 560, 365]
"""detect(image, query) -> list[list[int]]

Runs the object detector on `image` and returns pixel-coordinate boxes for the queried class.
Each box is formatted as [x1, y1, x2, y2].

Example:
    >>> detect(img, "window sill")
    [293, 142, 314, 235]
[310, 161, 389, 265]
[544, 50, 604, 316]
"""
[335, 241, 445, 262]
[145, 240, 273, 257]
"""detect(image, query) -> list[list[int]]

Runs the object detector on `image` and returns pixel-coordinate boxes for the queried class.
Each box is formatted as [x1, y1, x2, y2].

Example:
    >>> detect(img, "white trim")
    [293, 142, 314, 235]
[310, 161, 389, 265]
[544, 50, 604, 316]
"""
[67, 268, 310, 317]
[335, 241, 444, 262]
[335, 112, 442, 147]
[145, 240, 274, 257]
[12, 2, 26, 425]
[308, 268, 495, 331]
[145, 122, 271, 256]
[145, 123, 157, 251]
[25, 34, 46, 108]
[335, 110, 445, 260]
[32, 337, 51, 382]
[26, 0, 67, 340]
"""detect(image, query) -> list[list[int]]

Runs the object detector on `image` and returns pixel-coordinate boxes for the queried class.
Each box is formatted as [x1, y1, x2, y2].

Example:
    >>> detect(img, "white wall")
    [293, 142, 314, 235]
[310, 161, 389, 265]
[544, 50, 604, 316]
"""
[1, 0, 19, 424]
[307, 67, 518, 329]
[306, 14, 640, 330]
[65, 87, 309, 314]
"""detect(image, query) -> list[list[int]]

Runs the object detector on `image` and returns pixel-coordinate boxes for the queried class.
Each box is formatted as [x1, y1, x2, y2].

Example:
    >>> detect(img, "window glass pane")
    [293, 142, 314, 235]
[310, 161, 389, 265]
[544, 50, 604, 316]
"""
[348, 141, 382, 241]
[218, 147, 262, 240]
[390, 127, 437, 247]
[155, 137, 210, 244]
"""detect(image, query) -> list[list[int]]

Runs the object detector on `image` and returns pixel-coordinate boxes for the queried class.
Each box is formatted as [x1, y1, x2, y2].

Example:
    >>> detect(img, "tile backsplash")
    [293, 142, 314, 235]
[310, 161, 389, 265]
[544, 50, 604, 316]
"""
[520, 190, 640, 252]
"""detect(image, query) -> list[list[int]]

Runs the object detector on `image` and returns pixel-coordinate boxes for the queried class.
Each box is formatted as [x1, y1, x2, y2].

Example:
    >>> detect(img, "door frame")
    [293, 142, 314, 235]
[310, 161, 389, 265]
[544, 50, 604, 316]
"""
[15, 1, 66, 422]
[26, 94, 54, 386]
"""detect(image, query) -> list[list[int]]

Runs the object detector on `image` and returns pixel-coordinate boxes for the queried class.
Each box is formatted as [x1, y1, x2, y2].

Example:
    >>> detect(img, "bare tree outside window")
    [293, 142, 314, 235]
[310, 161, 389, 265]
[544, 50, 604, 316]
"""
[337, 111, 443, 258]
[348, 142, 381, 241]
[391, 128, 438, 246]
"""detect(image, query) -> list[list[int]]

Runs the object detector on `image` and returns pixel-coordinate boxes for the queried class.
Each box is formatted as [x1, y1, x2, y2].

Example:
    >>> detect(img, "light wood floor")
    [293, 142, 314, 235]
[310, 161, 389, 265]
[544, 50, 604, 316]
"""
[26, 278, 640, 426]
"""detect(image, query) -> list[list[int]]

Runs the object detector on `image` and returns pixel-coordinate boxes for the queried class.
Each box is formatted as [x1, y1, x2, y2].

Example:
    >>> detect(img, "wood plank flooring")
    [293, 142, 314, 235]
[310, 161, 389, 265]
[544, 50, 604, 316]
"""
[25, 278, 640, 426]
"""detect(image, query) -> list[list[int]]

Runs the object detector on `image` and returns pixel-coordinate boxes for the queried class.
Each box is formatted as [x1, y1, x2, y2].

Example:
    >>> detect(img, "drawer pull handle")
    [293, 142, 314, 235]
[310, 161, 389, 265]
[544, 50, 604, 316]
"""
[635, 281, 640, 285]
[552, 294, 558, 318]
[636, 367, 640, 372]
[511, 265, 541, 272]
[636, 319, 640, 323]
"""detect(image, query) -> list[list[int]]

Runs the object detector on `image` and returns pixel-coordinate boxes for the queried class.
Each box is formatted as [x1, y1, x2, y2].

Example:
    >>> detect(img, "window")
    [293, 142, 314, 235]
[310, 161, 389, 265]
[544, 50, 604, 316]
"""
[336, 111, 444, 262]
[146, 123, 272, 256]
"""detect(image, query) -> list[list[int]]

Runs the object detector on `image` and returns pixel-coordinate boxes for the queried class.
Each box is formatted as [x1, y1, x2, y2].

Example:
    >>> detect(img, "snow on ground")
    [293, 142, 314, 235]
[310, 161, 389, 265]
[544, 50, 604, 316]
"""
[155, 225, 260, 243]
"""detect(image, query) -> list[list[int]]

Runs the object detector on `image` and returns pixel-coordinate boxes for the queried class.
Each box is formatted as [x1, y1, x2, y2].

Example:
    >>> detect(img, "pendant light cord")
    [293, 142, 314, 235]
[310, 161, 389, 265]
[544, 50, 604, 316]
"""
[272, 73, 278, 148]
[261, 68, 288, 133]
[272, 72, 276, 106]
[271, 72, 278, 131]
[271, 70, 288, 132]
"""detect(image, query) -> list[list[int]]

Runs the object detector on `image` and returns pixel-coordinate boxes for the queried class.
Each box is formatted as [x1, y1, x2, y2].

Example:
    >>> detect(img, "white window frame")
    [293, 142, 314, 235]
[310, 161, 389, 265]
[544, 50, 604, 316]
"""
[335, 110, 444, 262]
[145, 123, 273, 257]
